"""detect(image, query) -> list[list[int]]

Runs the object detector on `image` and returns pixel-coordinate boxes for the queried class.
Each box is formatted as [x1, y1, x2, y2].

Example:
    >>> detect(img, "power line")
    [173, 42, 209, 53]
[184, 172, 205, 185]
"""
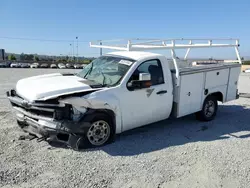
[0, 36, 103, 57]
[0, 36, 90, 43]
[49, 53, 100, 56]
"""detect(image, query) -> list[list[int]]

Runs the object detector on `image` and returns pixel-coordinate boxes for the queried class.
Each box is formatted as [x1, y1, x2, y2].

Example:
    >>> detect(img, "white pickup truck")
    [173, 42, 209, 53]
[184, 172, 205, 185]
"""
[7, 38, 242, 149]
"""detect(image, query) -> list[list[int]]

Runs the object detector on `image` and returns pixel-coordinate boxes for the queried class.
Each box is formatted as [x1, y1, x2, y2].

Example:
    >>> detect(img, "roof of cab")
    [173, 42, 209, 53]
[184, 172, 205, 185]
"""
[106, 51, 163, 61]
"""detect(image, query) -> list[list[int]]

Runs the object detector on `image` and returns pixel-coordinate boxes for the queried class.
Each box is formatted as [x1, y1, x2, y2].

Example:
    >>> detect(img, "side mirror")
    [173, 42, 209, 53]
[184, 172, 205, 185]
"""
[139, 73, 151, 81]
[127, 73, 152, 90]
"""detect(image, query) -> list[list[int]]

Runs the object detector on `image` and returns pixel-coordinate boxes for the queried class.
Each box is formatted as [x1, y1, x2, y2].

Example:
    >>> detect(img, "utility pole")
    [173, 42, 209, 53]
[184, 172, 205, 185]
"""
[69, 44, 72, 61]
[72, 40, 75, 62]
[76, 36, 78, 62]
[60, 54, 63, 62]
[100, 41, 102, 56]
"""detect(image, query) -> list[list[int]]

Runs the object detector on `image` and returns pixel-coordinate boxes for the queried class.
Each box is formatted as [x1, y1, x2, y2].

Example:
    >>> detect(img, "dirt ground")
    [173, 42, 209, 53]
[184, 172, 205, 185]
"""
[241, 65, 250, 71]
[0, 69, 250, 188]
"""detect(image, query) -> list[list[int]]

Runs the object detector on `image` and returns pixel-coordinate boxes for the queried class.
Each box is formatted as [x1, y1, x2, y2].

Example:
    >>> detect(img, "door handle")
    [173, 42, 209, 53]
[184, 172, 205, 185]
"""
[156, 90, 167, 95]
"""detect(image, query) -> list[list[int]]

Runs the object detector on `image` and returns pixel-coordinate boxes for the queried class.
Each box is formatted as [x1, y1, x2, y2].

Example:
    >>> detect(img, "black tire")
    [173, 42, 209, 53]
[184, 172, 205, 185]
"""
[196, 95, 218, 121]
[77, 113, 115, 149]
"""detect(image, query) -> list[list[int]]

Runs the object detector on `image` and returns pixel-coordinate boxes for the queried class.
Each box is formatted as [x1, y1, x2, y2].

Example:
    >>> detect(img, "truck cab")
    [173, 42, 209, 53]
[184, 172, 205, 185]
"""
[107, 51, 174, 132]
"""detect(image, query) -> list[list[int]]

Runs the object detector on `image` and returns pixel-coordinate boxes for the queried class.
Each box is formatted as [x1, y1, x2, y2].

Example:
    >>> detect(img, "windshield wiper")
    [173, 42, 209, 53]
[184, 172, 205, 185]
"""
[101, 71, 107, 86]
[84, 63, 94, 78]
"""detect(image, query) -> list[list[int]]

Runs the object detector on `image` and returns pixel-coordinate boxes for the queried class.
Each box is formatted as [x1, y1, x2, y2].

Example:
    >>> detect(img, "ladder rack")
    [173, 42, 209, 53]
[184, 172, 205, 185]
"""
[90, 38, 242, 86]
[90, 38, 241, 62]
[90, 38, 239, 49]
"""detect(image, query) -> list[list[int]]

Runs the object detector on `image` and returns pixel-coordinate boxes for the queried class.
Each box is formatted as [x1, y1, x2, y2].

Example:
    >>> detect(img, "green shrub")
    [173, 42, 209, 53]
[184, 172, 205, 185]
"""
[243, 61, 250, 65]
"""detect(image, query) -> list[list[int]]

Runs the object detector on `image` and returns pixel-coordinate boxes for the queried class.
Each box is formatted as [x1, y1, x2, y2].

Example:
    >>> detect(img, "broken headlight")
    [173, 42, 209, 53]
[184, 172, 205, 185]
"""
[53, 104, 87, 121]
[53, 105, 71, 120]
[71, 106, 87, 121]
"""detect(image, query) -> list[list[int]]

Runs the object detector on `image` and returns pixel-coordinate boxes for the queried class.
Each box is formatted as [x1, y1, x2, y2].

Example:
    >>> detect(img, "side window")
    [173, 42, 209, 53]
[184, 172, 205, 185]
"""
[128, 59, 164, 85]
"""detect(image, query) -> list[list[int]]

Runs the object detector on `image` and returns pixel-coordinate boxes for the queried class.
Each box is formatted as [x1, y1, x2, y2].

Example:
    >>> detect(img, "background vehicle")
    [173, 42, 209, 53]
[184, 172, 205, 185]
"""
[74, 64, 81, 69]
[7, 38, 242, 149]
[66, 63, 74, 69]
[58, 63, 66, 69]
[10, 62, 21, 68]
[20, 63, 30, 68]
[50, 64, 57, 69]
[243, 68, 250, 73]
[5, 61, 12, 67]
[30, 63, 39, 68]
[40, 63, 49, 68]
[0, 63, 5, 68]
[0, 62, 9, 68]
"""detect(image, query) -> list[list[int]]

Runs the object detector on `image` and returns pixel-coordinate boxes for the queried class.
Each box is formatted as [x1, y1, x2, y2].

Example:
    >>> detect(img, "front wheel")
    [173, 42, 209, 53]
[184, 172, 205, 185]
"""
[196, 95, 218, 121]
[76, 113, 114, 149]
[87, 120, 111, 146]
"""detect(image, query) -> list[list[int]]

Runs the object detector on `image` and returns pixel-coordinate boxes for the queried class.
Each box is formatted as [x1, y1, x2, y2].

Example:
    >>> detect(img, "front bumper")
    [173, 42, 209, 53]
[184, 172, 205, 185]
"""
[7, 90, 85, 149]
[14, 106, 84, 148]
[14, 106, 61, 138]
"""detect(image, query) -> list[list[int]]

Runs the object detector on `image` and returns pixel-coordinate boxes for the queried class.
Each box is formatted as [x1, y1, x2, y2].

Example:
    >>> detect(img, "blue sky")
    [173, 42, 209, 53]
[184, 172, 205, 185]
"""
[0, 0, 249, 59]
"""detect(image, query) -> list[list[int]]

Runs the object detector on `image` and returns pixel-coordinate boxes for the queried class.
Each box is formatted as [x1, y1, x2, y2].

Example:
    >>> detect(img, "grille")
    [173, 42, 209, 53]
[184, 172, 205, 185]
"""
[9, 90, 72, 120]
[12, 102, 54, 118]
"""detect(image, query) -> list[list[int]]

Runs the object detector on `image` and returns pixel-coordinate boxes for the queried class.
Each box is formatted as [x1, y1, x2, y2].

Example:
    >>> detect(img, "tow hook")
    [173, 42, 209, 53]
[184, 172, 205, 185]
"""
[37, 136, 49, 142]
[18, 134, 36, 141]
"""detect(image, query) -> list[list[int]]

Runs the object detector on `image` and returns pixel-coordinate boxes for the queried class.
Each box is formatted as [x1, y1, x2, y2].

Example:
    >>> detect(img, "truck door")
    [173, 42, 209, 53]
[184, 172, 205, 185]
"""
[119, 59, 173, 132]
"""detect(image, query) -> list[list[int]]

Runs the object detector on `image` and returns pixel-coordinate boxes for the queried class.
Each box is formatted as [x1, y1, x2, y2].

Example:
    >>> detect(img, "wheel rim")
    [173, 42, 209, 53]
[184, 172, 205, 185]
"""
[204, 100, 215, 117]
[87, 120, 110, 146]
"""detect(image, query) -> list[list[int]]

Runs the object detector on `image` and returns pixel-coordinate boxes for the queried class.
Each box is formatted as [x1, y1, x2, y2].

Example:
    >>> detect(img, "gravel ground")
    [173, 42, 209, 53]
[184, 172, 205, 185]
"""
[0, 68, 250, 188]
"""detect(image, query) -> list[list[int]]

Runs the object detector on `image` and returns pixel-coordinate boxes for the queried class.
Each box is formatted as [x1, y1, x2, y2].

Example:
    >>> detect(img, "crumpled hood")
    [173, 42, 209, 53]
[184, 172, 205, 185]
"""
[16, 73, 95, 101]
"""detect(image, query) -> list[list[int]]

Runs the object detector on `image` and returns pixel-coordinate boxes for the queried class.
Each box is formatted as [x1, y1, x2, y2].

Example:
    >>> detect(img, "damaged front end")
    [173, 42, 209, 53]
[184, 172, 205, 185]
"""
[6, 89, 92, 149]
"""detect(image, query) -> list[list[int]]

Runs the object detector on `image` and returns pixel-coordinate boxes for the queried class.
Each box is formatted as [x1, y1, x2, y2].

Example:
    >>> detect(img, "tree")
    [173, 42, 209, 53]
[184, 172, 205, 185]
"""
[66, 56, 69, 62]
[20, 53, 33, 61]
[83, 59, 91, 64]
[8, 54, 16, 61]
[20, 53, 25, 61]
[34, 56, 39, 61]
[25, 54, 34, 61]
[236, 57, 244, 61]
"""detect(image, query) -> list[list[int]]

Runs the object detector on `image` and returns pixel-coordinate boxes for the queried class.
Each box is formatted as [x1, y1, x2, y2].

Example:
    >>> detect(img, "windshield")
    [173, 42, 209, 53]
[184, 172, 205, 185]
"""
[76, 56, 135, 87]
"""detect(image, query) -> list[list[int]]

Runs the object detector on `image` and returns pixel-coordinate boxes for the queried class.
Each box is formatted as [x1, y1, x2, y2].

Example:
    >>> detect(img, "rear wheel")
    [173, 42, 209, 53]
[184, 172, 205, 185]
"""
[196, 95, 218, 121]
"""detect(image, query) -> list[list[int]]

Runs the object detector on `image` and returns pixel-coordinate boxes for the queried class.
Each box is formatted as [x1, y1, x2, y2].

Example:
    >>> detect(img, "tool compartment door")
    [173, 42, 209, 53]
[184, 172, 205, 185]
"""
[178, 72, 204, 117]
[205, 69, 229, 89]
[226, 67, 241, 101]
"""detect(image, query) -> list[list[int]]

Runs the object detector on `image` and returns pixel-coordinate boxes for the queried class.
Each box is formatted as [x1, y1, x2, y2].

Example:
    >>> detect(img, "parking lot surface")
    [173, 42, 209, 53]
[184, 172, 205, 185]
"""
[0, 69, 250, 188]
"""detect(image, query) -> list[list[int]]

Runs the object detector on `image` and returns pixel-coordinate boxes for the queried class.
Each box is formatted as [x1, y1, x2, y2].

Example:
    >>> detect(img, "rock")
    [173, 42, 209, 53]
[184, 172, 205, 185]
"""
[18, 135, 26, 140]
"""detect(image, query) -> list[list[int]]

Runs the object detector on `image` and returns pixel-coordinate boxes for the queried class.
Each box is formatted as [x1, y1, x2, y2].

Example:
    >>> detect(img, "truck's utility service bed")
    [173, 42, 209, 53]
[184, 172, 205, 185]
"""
[171, 63, 241, 117]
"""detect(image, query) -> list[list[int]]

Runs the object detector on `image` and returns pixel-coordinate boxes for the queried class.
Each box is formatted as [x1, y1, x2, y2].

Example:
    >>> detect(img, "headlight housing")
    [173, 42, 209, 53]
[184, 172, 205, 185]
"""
[53, 105, 71, 120]
[71, 106, 87, 121]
